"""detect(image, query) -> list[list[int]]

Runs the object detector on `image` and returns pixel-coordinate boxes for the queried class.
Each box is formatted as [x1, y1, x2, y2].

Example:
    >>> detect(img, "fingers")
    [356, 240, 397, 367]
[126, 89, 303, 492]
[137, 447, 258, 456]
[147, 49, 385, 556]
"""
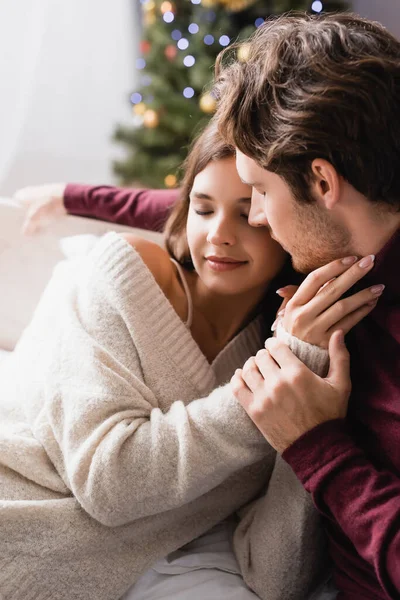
[231, 369, 253, 408]
[242, 357, 264, 390]
[328, 298, 378, 336]
[276, 285, 299, 299]
[263, 338, 303, 371]
[317, 284, 384, 332]
[304, 255, 376, 318]
[326, 331, 351, 397]
[289, 255, 375, 308]
[21, 205, 46, 236]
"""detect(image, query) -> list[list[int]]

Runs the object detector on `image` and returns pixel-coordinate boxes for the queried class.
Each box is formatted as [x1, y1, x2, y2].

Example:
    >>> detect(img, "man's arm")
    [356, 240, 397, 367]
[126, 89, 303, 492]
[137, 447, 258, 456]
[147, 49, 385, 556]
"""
[64, 184, 178, 231]
[283, 419, 400, 598]
[15, 183, 179, 234]
[234, 335, 400, 598]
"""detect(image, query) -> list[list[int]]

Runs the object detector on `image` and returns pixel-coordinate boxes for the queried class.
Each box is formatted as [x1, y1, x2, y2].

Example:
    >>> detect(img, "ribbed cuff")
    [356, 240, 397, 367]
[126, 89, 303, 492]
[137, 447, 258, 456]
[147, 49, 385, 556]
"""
[275, 320, 329, 377]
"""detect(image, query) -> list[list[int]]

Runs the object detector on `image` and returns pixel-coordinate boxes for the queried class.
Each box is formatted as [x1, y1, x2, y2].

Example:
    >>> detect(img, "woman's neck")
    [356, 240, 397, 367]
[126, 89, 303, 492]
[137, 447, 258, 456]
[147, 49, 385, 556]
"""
[185, 270, 268, 362]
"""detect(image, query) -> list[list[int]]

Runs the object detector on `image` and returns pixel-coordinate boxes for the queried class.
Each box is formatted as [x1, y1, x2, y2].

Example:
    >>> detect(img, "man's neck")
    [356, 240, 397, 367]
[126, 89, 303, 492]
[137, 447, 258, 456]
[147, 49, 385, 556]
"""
[346, 205, 400, 258]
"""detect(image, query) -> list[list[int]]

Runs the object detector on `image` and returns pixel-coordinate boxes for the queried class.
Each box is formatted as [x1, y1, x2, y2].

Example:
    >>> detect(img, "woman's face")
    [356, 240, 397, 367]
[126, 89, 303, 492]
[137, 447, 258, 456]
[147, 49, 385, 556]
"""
[186, 157, 287, 297]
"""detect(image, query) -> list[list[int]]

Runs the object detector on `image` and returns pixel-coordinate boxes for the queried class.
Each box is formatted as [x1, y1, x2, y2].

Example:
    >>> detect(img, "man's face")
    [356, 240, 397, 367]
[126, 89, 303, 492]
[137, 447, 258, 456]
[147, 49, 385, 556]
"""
[235, 150, 351, 273]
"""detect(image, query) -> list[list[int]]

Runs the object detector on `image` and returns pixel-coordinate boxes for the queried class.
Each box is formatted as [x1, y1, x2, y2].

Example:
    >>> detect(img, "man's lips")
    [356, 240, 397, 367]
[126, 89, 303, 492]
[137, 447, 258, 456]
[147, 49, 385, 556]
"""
[205, 256, 247, 272]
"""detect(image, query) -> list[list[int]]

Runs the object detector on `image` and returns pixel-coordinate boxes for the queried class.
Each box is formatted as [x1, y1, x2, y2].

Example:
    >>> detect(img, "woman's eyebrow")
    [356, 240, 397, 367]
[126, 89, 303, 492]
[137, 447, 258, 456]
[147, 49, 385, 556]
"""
[192, 192, 213, 200]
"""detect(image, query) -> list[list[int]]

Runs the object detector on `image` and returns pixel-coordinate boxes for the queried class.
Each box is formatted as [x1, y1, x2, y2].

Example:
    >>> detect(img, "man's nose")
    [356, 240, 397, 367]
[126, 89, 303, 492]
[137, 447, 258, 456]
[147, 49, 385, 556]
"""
[248, 190, 267, 228]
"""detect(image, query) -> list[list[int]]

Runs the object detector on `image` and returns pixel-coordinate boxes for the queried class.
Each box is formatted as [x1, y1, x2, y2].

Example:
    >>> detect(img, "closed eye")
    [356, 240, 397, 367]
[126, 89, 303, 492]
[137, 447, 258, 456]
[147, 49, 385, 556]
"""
[195, 210, 213, 216]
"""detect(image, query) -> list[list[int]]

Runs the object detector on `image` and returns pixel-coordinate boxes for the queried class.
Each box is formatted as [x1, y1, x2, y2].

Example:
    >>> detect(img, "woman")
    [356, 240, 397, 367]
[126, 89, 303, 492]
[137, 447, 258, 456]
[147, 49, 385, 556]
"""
[1, 121, 380, 600]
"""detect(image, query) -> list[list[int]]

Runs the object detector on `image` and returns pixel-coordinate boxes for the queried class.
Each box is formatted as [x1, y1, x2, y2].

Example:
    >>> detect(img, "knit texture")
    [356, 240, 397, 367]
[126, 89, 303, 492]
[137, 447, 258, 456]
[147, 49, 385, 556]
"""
[0, 232, 328, 600]
[276, 319, 330, 377]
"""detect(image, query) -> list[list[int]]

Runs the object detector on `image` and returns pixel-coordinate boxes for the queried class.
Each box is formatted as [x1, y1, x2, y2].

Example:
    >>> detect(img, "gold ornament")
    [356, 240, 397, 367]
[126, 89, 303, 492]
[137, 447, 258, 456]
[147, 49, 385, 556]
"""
[237, 43, 250, 62]
[143, 0, 156, 26]
[199, 93, 217, 114]
[164, 174, 177, 187]
[142, 0, 155, 11]
[133, 102, 146, 116]
[160, 1, 173, 13]
[201, 0, 217, 6]
[143, 109, 159, 128]
[144, 10, 156, 26]
[219, 0, 257, 11]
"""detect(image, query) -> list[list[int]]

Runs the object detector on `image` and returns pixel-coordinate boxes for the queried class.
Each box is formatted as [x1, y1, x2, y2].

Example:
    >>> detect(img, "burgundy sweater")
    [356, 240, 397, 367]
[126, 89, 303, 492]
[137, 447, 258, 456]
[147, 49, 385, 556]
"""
[64, 184, 400, 600]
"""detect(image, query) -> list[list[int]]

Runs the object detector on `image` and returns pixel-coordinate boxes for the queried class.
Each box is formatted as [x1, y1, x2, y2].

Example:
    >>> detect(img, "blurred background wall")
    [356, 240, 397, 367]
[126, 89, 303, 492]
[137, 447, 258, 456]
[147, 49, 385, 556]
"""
[0, 0, 399, 196]
[352, 0, 400, 39]
[0, 0, 138, 195]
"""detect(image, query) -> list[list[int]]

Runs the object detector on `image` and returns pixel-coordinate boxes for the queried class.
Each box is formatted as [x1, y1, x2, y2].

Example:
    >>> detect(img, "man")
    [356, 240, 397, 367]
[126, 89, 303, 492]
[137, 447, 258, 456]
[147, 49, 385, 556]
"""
[216, 12, 400, 600]
[14, 12, 400, 600]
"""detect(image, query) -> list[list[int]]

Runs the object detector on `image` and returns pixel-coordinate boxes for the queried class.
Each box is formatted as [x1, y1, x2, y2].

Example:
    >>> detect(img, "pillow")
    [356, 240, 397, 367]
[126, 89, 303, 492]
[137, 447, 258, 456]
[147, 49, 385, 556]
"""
[0, 198, 163, 350]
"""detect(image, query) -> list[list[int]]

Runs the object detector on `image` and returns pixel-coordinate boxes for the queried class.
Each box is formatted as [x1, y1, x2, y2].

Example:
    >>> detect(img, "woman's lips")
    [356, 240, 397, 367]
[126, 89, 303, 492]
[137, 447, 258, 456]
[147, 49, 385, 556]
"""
[205, 257, 247, 272]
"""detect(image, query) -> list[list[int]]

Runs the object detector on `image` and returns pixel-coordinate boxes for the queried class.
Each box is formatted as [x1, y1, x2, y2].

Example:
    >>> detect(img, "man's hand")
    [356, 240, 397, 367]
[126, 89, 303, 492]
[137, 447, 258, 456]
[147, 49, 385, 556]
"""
[231, 331, 351, 453]
[14, 183, 67, 235]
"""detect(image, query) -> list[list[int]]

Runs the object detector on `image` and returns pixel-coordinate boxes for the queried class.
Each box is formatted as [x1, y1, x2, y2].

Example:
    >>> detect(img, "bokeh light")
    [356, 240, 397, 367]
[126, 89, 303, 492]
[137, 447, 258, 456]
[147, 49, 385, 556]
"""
[183, 87, 195, 98]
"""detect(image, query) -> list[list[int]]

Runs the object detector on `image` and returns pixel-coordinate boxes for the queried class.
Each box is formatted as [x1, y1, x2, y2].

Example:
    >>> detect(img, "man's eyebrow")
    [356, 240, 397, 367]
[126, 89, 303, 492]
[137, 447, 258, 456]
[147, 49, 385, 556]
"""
[238, 197, 252, 204]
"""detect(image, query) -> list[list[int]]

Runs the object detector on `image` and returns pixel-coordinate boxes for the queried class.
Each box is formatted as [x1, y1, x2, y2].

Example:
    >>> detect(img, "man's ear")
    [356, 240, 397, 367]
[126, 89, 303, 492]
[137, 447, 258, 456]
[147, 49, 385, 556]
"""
[310, 159, 341, 210]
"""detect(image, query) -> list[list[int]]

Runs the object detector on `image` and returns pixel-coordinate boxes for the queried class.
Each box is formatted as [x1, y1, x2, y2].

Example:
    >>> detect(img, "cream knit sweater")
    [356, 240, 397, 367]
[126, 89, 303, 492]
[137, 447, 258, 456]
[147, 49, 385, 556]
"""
[0, 233, 327, 600]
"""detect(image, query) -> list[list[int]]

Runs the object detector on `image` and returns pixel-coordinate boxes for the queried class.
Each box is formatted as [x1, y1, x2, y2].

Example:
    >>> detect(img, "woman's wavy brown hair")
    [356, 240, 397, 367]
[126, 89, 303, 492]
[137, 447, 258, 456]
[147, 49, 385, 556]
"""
[215, 12, 400, 210]
[164, 118, 234, 268]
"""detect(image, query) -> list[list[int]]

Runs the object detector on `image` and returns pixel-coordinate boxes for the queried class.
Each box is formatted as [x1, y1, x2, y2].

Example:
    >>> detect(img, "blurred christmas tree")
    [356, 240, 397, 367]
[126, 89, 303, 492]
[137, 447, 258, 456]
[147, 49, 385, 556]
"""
[113, 0, 348, 188]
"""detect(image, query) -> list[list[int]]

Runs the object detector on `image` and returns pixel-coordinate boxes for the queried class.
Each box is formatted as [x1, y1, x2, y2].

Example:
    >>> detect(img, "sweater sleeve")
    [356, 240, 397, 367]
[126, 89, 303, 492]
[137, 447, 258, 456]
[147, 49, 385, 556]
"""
[283, 420, 400, 598]
[39, 247, 270, 529]
[233, 324, 331, 600]
[233, 456, 329, 600]
[64, 183, 178, 231]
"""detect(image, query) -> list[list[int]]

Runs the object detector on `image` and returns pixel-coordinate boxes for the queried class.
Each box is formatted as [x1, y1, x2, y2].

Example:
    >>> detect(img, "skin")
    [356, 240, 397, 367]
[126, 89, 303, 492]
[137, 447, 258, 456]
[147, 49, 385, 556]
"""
[236, 151, 400, 273]
[233, 150, 400, 452]
[184, 156, 287, 353]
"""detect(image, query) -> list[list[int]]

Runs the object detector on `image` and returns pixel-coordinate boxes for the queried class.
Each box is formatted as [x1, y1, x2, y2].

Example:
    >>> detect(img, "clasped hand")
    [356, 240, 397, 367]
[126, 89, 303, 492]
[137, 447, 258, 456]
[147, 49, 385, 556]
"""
[231, 255, 382, 453]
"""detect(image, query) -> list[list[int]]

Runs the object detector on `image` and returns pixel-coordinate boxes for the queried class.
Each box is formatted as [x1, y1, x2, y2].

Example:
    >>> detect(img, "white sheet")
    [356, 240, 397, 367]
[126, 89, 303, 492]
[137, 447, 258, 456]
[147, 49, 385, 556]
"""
[0, 349, 11, 366]
[121, 520, 338, 600]
[122, 521, 260, 600]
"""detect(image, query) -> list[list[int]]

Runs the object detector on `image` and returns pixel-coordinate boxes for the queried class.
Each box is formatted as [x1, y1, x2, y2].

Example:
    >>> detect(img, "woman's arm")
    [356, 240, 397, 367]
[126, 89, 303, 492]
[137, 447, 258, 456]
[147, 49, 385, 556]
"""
[14, 183, 179, 234]
[31, 233, 270, 528]
[233, 456, 329, 600]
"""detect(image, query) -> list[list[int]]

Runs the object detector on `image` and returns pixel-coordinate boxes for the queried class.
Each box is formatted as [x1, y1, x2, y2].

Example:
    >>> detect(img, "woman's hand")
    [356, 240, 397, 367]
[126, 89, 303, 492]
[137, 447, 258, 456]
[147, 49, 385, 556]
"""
[14, 183, 67, 235]
[277, 255, 383, 348]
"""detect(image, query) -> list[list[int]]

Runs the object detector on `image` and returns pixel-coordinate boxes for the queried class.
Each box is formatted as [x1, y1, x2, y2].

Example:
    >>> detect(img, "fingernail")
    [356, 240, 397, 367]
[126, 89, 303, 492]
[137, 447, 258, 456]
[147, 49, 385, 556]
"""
[359, 255, 375, 268]
[342, 256, 358, 265]
[277, 309, 285, 317]
[271, 319, 278, 332]
[276, 289, 284, 296]
[370, 284, 385, 295]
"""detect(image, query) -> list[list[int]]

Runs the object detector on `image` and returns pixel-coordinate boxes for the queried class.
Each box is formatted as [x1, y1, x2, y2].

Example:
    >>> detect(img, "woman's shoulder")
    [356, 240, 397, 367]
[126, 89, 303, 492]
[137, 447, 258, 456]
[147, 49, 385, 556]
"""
[119, 232, 175, 294]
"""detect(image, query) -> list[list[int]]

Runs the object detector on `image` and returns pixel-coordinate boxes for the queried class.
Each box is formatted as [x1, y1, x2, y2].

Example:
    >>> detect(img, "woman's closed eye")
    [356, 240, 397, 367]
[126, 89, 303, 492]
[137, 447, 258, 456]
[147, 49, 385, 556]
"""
[194, 209, 213, 216]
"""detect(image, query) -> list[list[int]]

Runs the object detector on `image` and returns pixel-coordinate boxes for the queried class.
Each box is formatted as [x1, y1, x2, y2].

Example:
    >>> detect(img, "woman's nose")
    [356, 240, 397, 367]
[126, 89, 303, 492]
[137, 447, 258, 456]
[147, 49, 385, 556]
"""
[206, 218, 236, 246]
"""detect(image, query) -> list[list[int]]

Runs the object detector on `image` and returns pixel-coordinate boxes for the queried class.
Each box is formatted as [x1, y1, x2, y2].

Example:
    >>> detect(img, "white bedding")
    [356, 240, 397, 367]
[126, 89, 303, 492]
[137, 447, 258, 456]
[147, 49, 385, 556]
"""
[0, 349, 11, 365]
[122, 521, 260, 600]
